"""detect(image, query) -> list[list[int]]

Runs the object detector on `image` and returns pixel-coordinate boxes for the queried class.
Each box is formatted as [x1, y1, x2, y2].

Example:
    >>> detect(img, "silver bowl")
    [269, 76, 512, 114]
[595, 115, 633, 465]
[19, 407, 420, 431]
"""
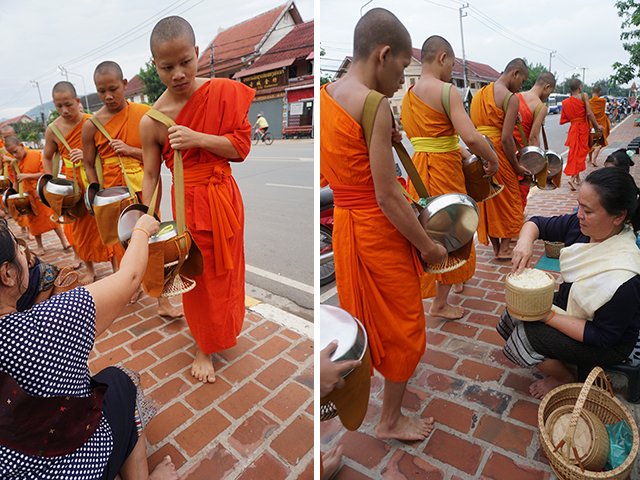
[545, 151, 563, 177]
[319, 304, 367, 377]
[519, 145, 547, 175]
[418, 193, 479, 252]
[93, 186, 131, 206]
[45, 177, 75, 196]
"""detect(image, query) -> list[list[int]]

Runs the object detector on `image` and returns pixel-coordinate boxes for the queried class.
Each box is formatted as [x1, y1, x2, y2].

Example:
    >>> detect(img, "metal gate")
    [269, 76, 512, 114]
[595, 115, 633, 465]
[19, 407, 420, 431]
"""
[249, 96, 284, 139]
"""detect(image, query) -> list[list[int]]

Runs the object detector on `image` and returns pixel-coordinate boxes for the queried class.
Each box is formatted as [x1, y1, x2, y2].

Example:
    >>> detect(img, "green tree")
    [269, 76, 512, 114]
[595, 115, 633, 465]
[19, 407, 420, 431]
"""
[558, 74, 581, 94]
[320, 47, 332, 86]
[522, 59, 548, 91]
[591, 77, 627, 96]
[612, 1, 640, 83]
[11, 121, 44, 144]
[138, 59, 166, 103]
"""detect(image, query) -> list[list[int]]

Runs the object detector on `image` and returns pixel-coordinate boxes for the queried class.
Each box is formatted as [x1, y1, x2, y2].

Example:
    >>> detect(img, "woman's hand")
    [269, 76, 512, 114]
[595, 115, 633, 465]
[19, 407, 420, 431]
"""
[133, 214, 160, 238]
[512, 238, 533, 273]
[421, 241, 447, 265]
[320, 341, 361, 398]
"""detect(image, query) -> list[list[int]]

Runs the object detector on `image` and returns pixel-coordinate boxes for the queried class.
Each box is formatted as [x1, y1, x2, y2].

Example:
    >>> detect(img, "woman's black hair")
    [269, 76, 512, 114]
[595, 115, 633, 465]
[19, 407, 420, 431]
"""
[0, 218, 24, 283]
[585, 168, 640, 232]
[604, 148, 635, 173]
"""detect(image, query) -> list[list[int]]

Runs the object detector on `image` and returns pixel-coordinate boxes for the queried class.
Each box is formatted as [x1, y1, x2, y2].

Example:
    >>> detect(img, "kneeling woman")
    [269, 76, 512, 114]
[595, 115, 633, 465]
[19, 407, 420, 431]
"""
[499, 168, 640, 399]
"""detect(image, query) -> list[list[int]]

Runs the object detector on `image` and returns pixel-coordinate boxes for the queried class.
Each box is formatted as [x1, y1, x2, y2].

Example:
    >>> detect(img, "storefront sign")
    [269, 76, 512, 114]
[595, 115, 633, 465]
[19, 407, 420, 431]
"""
[290, 102, 303, 116]
[241, 68, 287, 90]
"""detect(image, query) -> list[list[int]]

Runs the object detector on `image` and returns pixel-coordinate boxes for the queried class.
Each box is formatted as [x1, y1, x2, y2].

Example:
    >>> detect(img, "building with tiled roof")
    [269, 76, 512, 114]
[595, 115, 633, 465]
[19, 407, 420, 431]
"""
[124, 74, 149, 104]
[0, 114, 34, 130]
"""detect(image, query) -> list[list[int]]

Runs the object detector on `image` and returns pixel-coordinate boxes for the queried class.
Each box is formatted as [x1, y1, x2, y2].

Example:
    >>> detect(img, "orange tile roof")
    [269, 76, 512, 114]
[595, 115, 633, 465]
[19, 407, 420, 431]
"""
[247, 20, 313, 71]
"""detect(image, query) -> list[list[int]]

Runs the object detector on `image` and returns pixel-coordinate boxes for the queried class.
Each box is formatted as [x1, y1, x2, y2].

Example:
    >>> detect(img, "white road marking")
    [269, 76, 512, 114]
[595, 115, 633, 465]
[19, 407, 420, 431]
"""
[249, 303, 313, 338]
[265, 183, 312, 190]
[249, 156, 313, 162]
[320, 285, 338, 303]
[246, 264, 313, 294]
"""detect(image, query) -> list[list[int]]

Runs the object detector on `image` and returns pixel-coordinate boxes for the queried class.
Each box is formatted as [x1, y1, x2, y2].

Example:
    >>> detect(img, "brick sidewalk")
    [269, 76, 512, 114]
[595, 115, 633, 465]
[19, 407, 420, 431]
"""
[9, 223, 314, 479]
[321, 114, 640, 479]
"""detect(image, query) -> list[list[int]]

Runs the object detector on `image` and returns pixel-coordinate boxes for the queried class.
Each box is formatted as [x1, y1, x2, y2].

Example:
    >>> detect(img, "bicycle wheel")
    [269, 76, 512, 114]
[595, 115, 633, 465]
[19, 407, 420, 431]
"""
[264, 133, 274, 145]
[320, 224, 335, 286]
[253, 133, 259, 145]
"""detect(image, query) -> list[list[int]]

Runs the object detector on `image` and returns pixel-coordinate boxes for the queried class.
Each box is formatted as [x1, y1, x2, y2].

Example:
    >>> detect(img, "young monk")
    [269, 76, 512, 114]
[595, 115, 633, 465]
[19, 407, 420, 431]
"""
[400, 35, 499, 319]
[470, 58, 529, 260]
[82, 60, 182, 318]
[1, 127, 30, 234]
[561, 78, 603, 190]
[3, 136, 69, 254]
[513, 72, 556, 207]
[588, 86, 611, 167]
[140, 16, 255, 383]
[42, 81, 113, 282]
[321, 8, 447, 441]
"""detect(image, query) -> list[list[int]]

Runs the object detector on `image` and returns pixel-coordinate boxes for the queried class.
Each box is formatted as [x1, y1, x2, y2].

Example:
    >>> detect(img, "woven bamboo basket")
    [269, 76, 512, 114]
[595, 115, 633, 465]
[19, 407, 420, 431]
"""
[538, 367, 639, 480]
[504, 270, 555, 321]
[545, 241, 565, 259]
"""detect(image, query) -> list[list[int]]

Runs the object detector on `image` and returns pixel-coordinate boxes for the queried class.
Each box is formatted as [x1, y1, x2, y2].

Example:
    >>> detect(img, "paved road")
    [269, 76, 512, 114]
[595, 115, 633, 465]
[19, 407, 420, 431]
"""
[158, 140, 314, 314]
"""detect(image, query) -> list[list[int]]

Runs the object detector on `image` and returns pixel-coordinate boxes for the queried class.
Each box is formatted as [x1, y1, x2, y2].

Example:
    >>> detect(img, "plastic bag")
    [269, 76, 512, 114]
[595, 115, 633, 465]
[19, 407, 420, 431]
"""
[605, 420, 633, 470]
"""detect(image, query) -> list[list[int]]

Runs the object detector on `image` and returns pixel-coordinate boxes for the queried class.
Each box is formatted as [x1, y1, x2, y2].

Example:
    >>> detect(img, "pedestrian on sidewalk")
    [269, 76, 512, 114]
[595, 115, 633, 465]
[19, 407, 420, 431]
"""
[588, 86, 611, 167]
[500, 168, 640, 399]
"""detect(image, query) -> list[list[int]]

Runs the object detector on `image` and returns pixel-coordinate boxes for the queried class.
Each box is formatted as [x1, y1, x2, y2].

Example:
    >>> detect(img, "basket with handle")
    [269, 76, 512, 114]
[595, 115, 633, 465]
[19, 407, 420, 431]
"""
[538, 367, 639, 479]
[544, 241, 564, 259]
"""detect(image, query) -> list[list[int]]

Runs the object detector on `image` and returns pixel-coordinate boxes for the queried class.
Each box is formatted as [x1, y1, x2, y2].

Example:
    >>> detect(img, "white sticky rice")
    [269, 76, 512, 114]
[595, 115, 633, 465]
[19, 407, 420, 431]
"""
[508, 268, 553, 289]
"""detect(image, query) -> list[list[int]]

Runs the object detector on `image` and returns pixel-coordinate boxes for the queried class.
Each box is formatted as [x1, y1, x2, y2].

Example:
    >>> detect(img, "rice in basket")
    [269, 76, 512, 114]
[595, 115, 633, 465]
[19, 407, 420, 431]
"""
[508, 268, 554, 289]
[505, 268, 555, 321]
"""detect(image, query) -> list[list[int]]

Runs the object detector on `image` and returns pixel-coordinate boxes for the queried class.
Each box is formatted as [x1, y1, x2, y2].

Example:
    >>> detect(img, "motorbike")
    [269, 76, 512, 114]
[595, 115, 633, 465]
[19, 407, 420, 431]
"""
[320, 187, 335, 286]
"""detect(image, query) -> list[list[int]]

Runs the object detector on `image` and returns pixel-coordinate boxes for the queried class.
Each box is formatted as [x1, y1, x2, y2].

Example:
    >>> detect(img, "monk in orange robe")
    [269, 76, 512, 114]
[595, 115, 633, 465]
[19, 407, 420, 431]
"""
[140, 16, 256, 384]
[321, 9, 447, 442]
[588, 86, 611, 167]
[513, 72, 556, 207]
[401, 35, 499, 319]
[560, 78, 603, 190]
[470, 58, 529, 259]
[82, 60, 181, 318]
[0, 128, 28, 230]
[43, 81, 113, 281]
[3, 136, 68, 254]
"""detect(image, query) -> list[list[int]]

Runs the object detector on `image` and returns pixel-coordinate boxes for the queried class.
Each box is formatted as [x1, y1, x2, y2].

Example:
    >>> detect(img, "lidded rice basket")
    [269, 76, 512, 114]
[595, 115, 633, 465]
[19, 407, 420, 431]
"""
[544, 241, 564, 259]
[505, 268, 555, 321]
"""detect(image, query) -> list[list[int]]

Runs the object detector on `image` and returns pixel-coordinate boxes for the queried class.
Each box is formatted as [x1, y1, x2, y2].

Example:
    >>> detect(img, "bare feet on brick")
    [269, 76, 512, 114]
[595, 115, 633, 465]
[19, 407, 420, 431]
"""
[376, 415, 435, 442]
[149, 455, 179, 480]
[452, 283, 464, 294]
[191, 349, 216, 383]
[321, 445, 343, 480]
[157, 296, 183, 319]
[529, 377, 563, 399]
[429, 303, 464, 320]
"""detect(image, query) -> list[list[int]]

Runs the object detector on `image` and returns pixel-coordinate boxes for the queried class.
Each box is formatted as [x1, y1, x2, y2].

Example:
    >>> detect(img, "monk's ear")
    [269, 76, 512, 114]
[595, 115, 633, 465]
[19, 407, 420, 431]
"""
[438, 51, 447, 65]
[122, 79, 128, 89]
[379, 45, 392, 63]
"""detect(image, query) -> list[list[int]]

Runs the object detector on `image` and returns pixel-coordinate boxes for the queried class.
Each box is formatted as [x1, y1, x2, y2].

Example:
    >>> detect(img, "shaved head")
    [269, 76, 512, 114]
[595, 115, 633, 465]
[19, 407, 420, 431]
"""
[421, 35, 454, 63]
[0, 126, 16, 137]
[569, 78, 582, 93]
[94, 61, 124, 81]
[4, 135, 20, 148]
[52, 81, 77, 98]
[504, 58, 528, 75]
[535, 72, 556, 89]
[353, 8, 411, 61]
[150, 16, 195, 56]
[592, 85, 602, 94]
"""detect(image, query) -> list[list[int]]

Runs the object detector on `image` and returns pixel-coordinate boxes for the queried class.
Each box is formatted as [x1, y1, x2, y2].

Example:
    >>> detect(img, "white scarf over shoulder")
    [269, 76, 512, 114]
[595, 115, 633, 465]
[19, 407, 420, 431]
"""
[558, 226, 640, 320]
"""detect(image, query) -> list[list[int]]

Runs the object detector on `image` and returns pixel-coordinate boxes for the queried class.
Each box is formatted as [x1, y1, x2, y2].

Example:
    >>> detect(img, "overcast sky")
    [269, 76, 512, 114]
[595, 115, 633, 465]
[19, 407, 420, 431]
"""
[320, 0, 630, 88]
[0, 0, 313, 120]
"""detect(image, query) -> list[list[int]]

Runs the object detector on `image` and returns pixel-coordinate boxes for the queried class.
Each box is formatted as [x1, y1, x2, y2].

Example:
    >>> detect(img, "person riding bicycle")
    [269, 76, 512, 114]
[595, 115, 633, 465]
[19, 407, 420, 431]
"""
[254, 113, 269, 141]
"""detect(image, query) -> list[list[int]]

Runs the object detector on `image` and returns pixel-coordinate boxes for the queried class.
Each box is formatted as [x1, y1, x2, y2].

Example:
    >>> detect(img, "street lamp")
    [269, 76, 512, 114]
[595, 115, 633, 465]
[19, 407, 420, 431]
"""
[360, 0, 373, 16]
[58, 66, 90, 113]
[30, 80, 45, 125]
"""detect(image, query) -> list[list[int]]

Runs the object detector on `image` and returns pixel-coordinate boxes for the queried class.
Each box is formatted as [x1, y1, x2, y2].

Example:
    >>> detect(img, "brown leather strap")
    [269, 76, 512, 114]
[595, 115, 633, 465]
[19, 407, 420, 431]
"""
[89, 116, 132, 195]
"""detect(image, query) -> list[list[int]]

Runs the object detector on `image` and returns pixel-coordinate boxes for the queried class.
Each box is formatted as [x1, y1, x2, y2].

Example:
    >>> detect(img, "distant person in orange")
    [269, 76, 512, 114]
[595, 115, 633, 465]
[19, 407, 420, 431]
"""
[588, 86, 611, 167]
[513, 72, 556, 207]
[560, 78, 603, 190]
[321, 8, 447, 441]
[42, 81, 114, 282]
[470, 58, 529, 260]
[140, 16, 255, 383]
[4, 136, 69, 254]
[401, 35, 498, 319]
[82, 60, 182, 319]
[1, 127, 29, 234]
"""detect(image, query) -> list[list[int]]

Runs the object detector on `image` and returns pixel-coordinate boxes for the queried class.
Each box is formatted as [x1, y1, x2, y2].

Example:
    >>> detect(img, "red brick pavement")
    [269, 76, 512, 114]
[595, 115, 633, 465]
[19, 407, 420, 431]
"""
[321, 114, 640, 479]
[6, 221, 313, 479]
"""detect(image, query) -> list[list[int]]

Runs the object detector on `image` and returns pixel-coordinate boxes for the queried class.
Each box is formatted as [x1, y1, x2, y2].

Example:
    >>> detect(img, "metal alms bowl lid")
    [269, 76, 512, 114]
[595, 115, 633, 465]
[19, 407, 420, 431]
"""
[45, 177, 75, 196]
[319, 304, 368, 363]
[117, 203, 149, 244]
[93, 186, 131, 206]
[149, 221, 178, 244]
[7, 192, 29, 200]
[419, 193, 479, 252]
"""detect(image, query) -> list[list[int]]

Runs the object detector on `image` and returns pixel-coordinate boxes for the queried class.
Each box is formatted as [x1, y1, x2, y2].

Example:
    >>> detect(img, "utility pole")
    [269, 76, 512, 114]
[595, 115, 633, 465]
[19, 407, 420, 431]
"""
[581, 67, 587, 85]
[30, 80, 45, 125]
[548, 50, 556, 72]
[58, 66, 90, 113]
[210, 44, 215, 78]
[459, 3, 469, 90]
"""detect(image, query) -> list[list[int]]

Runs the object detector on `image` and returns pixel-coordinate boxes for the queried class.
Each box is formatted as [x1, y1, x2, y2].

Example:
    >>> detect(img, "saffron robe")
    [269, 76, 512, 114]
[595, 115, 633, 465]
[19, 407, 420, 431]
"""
[320, 85, 425, 382]
[560, 96, 590, 176]
[401, 87, 476, 294]
[589, 96, 610, 147]
[54, 116, 113, 263]
[17, 149, 57, 236]
[513, 92, 535, 208]
[160, 79, 254, 354]
[470, 83, 524, 243]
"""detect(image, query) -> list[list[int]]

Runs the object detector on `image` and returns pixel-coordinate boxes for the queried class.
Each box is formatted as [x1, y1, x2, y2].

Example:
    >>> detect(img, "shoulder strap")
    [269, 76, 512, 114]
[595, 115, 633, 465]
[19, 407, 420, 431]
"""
[49, 123, 72, 153]
[145, 108, 177, 128]
[88, 116, 127, 193]
[441, 83, 453, 119]
[533, 102, 545, 120]
[89, 116, 114, 142]
[502, 92, 514, 112]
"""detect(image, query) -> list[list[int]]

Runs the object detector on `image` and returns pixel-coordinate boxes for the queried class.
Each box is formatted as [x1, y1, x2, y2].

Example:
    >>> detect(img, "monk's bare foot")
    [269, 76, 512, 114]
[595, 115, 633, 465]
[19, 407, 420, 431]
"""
[452, 283, 464, 294]
[529, 377, 563, 399]
[376, 415, 435, 442]
[67, 260, 82, 270]
[129, 287, 143, 304]
[79, 272, 95, 284]
[321, 445, 343, 480]
[62, 242, 72, 251]
[158, 297, 183, 319]
[429, 303, 464, 320]
[496, 243, 513, 261]
[32, 248, 46, 257]
[191, 350, 216, 383]
[149, 455, 179, 480]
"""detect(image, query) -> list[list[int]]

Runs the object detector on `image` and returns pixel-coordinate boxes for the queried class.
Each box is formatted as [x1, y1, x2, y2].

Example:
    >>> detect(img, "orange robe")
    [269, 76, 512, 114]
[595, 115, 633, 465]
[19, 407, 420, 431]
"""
[4, 148, 29, 229]
[17, 149, 57, 236]
[513, 92, 534, 208]
[560, 96, 589, 176]
[589, 96, 610, 147]
[161, 79, 254, 354]
[470, 83, 524, 244]
[55, 116, 113, 263]
[320, 85, 425, 382]
[401, 87, 475, 295]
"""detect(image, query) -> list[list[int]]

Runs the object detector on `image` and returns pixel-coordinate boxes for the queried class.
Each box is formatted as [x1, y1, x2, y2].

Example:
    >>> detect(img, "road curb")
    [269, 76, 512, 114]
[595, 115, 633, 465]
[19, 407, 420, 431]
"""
[248, 301, 313, 339]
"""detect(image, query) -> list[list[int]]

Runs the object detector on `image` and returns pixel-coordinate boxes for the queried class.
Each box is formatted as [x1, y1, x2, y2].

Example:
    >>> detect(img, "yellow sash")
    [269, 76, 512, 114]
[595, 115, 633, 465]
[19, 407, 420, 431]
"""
[101, 155, 144, 192]
[410, 135, 459, 153]
[476, 126, 502, 138]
